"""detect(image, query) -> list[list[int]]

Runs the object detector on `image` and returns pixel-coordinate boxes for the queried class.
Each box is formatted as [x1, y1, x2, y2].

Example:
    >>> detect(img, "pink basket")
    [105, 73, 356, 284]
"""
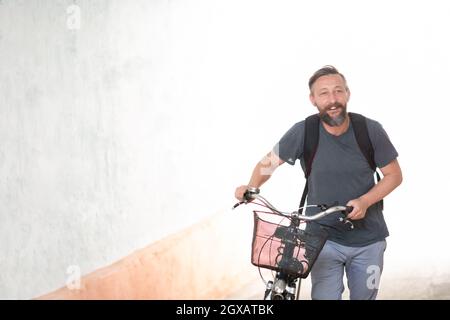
[251, 211, 328, 279]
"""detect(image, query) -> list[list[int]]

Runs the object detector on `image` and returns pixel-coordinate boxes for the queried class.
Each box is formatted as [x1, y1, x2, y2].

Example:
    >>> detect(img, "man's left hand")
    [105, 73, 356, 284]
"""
[346, 197, 369, 220]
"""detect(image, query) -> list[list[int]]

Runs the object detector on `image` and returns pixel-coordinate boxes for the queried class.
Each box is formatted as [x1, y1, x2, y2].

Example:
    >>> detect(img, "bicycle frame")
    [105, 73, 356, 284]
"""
[263, 213, 302, 300]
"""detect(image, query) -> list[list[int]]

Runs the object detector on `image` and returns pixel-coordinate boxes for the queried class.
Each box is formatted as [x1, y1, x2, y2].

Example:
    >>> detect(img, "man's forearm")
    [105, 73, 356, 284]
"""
[248, 162, 272, 188]
[360, 173, 402, 207]
[248, 151, 283, 188]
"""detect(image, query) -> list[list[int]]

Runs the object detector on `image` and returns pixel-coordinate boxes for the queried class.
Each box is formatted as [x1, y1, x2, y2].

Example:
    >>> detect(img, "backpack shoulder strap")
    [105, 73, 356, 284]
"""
[349, 112, 383, 209]
[303, 113, 320, 178]
[299, 113, 320, 212]
[348, 112, 376, 172]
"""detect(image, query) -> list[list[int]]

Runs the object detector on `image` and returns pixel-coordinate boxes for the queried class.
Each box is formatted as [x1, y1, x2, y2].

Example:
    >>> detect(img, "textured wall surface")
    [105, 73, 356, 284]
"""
[0, 0, 247, 299]
[0, 0, 283, 300]
[39, 211, 256, 300]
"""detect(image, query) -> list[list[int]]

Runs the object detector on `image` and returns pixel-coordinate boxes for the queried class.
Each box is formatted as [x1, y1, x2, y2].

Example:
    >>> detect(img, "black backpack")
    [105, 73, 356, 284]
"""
[298, 112, 382, 214]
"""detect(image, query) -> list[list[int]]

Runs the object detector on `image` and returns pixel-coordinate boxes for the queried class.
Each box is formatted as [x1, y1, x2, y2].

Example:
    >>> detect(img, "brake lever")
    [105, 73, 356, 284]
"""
[336, 206, 354, 229]
[338, 216, 354, 229]
[232, 201, 245, 210]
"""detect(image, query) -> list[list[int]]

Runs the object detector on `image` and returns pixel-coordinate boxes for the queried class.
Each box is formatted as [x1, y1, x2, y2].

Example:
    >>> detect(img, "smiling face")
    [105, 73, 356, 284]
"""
[309, 74, 350, 127]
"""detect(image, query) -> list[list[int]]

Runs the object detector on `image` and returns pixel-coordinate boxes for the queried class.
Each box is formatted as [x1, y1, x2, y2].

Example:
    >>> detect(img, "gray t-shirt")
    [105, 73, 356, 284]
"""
[273, 116, 398, 247]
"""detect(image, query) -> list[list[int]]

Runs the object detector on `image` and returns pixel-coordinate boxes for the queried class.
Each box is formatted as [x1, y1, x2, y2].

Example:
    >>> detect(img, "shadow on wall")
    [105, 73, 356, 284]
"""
[38, 211, 255, 300]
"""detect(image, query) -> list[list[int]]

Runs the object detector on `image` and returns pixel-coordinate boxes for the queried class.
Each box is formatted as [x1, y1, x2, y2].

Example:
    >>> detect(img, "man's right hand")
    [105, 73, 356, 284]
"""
[235, 185, 251, 201]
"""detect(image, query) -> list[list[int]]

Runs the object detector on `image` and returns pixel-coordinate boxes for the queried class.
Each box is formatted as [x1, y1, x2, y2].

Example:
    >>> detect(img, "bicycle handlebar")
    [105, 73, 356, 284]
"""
[233, 187, 355, 299]
[233, 187, 354, 222]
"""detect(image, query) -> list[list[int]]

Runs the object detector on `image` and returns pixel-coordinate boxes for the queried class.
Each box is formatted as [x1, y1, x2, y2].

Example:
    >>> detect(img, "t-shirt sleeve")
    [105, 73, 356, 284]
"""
[272, 121, 305, 166]
[367, 119, 399, 168]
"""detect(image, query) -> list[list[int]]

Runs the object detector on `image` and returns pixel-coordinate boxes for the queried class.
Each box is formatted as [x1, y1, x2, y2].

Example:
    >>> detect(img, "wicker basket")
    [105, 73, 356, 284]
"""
[251, 211, 329, 279]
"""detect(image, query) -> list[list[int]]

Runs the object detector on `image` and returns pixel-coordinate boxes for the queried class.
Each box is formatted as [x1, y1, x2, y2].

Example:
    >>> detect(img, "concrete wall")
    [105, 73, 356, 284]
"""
[1, 0, 450, 299]
[0, 0, 236, 299]
[1, 0, 271, 299]
[39, 211, 256, 300]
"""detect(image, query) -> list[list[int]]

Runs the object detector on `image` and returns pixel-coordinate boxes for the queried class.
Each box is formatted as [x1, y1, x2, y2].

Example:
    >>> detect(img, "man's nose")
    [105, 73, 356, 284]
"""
[328, 93, 337, 104]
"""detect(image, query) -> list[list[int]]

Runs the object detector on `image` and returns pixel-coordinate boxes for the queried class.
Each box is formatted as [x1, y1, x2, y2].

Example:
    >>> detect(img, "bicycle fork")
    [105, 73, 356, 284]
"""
[263, 273, 298, 300]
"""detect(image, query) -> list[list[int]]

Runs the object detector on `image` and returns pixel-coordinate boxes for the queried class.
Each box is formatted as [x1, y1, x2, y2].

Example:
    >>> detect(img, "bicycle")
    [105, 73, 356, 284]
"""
[233, 187, 354, 300]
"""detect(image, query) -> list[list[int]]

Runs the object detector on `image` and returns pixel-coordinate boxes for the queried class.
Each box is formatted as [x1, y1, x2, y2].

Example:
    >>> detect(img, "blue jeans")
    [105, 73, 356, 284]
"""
[311, 240, 387, 300]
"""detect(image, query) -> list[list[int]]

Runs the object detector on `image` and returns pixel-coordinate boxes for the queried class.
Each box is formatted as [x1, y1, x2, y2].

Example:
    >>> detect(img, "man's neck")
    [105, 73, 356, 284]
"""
[321, 115, 350, 136]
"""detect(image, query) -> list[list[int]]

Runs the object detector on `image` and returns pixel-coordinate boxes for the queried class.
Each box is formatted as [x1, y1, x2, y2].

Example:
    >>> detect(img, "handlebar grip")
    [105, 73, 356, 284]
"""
[345, 206, 354, 214]
[243, 187, 260, 201]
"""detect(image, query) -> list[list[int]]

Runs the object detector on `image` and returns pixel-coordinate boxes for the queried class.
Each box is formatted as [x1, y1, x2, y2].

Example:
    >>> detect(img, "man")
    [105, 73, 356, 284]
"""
[235, 65, 402, 300]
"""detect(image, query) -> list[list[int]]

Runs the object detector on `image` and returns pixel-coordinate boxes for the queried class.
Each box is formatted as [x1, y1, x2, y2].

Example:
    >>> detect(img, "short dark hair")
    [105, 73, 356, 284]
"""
[308, 65, 347, 91]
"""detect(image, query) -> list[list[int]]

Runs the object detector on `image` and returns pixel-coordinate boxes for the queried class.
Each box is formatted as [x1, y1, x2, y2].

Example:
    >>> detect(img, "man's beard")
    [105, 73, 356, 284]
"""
[319, 102, 347, 127]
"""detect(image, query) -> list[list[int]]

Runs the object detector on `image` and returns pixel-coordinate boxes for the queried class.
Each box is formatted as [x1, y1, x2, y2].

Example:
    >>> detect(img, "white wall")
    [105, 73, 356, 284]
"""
[1, 0, 449, 299]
